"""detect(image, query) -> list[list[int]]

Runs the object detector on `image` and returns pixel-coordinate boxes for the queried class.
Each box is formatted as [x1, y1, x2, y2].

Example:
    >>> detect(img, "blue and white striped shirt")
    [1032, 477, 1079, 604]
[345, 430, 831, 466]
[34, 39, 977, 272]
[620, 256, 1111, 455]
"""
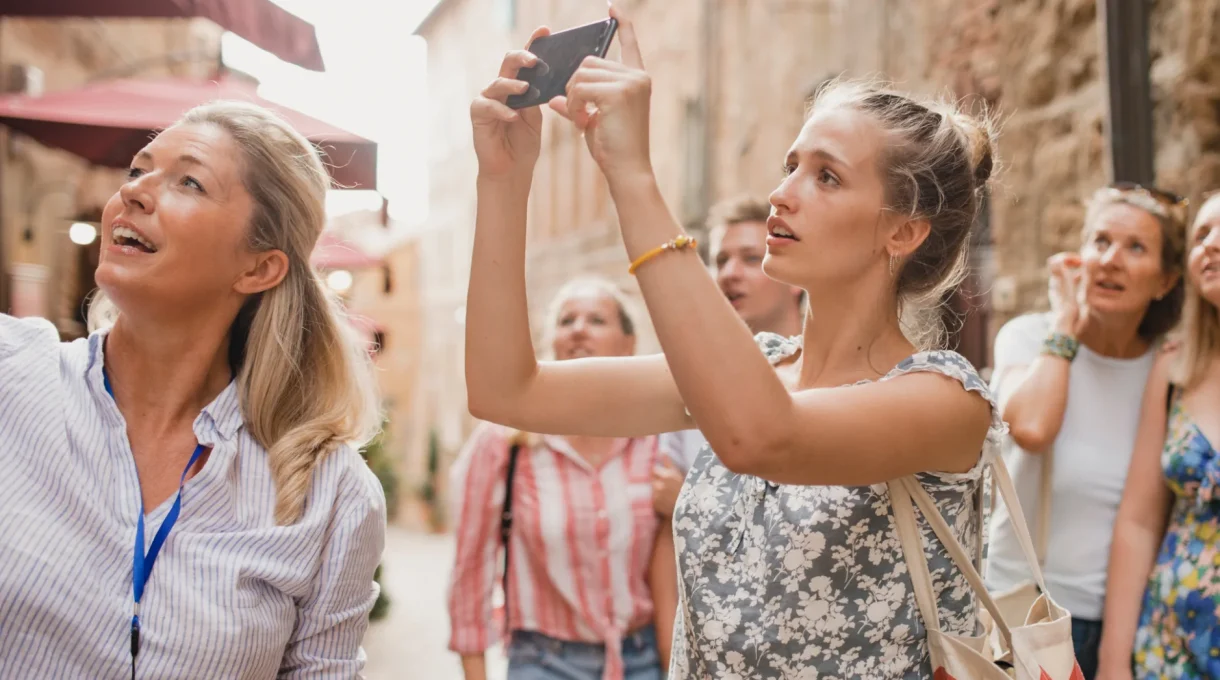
[0, 314, 386, 678]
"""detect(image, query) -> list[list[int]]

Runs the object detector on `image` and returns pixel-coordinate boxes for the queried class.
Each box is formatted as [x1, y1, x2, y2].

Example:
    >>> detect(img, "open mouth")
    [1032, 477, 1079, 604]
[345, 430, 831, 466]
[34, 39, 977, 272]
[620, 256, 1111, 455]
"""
[112, 226, 157, 253]
[725, 291, 746, 303]
[766, 216, 799, 241]
[1204, 261, 1220, 275]
[1095, 280, 1125, 292]
[563, 347, 595, 359]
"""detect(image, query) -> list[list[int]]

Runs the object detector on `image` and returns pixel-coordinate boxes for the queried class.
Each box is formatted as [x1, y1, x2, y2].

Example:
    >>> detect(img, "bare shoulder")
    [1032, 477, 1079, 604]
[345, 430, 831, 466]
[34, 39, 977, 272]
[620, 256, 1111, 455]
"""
[1151, 341, 1180, 380]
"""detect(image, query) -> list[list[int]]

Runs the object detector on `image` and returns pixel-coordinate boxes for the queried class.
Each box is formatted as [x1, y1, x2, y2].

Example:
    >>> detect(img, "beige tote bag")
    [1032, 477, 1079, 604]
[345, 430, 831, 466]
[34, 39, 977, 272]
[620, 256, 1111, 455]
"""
[888, 448, 1083, 680]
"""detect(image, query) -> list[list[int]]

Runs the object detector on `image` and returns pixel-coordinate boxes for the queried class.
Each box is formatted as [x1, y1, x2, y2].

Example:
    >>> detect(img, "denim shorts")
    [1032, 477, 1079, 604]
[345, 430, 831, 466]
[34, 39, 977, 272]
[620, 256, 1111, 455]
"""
[506, 625, 663, 680]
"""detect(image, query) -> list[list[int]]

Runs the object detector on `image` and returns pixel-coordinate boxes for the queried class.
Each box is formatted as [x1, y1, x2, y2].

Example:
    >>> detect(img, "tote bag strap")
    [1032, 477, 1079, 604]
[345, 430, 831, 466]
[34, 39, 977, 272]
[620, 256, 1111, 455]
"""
[889, 447, 1051, 649]
[889, 475, 1012, 645]
[994, 435, 1051, 566]
[983, 446, 1049, 591]
[889, 475, 944, 635]
[993, 361, 1052, 566]
[1034, 445, 1052, 565]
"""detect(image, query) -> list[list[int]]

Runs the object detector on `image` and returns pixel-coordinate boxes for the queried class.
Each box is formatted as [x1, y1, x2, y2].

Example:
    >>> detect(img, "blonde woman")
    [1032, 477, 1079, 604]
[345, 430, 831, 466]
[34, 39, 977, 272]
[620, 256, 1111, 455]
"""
[448, 277, 672, 680]
[466, 9, 1004, 678]
[0, 101, 385, 678]
[1098, 193, 1220, 680]
[987, 183, 1186, 679]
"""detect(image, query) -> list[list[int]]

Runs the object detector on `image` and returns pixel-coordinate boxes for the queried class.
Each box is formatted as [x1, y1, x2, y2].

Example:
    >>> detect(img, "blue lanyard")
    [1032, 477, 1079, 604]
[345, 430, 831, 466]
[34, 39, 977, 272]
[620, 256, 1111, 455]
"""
[103, 370, 207, 675]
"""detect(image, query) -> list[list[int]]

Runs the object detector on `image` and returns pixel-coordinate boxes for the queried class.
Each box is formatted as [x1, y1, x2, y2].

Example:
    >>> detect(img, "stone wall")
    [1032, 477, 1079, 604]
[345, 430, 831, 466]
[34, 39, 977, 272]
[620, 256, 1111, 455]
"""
[956, 0, 1220, 333]
[1151, 1, 1220, 196]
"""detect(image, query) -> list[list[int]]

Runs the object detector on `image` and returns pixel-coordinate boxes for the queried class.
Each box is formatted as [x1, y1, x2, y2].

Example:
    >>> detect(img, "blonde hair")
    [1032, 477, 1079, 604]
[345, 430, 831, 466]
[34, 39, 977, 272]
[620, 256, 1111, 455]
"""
[539, 276, 638, 359]
[808, 79, 997, 349]
[89, 101, 380, 524]
[1172, 194, 1220, 388]
[1083, 186, 1187, 342]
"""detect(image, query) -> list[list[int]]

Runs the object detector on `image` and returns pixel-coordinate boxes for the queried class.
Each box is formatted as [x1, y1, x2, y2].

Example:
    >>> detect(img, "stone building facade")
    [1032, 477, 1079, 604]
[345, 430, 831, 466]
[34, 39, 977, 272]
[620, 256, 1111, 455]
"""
[411, 0, 1220, 527]
[0, 17, 223, 332]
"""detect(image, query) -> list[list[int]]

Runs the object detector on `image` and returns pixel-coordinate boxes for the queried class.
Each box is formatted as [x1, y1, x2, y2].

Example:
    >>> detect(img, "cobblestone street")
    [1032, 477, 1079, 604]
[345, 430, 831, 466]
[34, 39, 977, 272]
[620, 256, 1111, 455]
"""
[363, 526, 506, 680]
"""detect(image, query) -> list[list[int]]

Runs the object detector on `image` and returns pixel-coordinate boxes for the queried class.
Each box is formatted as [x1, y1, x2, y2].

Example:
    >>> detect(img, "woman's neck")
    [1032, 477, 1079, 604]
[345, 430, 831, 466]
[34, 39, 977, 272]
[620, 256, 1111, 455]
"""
[798, 290, 913, 389]
[1077, 312, 1150, 359]
[105, 316, 234, 431]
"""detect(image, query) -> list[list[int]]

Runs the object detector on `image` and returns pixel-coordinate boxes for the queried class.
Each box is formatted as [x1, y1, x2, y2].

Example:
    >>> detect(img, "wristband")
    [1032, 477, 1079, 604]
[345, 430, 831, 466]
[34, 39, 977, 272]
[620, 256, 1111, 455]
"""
[1041, 331, 1079, 361]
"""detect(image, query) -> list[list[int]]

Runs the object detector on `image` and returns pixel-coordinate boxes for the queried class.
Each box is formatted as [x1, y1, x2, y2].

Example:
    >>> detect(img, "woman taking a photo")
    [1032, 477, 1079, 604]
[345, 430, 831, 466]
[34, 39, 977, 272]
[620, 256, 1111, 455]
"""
[465, 8, 1003, 678]
[447, 276, 672, 680]
[0, 101, 385, 678]
[987, 183, 1186, 679]
[1097, 193, 1220, 680]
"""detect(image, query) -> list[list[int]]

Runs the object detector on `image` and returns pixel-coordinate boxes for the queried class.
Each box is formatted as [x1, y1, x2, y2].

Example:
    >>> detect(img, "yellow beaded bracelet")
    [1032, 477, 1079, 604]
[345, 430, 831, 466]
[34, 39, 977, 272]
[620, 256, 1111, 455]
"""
[628, 234, 698, 275]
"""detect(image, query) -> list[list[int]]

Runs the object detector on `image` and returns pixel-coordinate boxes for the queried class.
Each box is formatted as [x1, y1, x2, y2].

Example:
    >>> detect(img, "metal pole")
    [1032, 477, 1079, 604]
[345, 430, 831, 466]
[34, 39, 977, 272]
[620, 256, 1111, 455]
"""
[1099, 0, 1154, 184]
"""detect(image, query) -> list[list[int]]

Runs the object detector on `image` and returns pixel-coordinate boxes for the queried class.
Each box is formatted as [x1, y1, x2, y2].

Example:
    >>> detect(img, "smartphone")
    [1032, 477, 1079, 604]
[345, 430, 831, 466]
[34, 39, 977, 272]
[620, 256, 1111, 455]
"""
[506, 18, 619, 110]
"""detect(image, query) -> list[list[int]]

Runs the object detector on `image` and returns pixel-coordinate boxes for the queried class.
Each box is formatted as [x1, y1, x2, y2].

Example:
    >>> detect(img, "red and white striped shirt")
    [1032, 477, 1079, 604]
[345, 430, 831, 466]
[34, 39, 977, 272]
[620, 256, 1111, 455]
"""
[446, 422, 661, 680]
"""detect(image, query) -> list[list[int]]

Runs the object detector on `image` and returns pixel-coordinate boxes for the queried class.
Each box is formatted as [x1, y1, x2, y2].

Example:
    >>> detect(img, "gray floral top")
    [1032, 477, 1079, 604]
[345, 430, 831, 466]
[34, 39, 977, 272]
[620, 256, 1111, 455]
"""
[669, 333, 1005, 680]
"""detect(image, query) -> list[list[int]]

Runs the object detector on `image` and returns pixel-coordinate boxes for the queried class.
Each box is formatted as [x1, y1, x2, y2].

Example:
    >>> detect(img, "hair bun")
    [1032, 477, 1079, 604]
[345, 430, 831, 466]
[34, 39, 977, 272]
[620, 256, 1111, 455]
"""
[949, 110, 995, 187]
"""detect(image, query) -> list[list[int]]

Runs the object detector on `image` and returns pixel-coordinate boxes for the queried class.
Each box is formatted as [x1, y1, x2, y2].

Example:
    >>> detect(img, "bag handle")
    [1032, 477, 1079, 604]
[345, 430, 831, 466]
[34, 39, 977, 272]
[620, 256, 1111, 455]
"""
[889, 474, 946, 635]
[1033, 445, 1052, 564]
[993, 362, 1051, 565]
[889, 448, 1050, 647]
[889, 475, 1013, 645]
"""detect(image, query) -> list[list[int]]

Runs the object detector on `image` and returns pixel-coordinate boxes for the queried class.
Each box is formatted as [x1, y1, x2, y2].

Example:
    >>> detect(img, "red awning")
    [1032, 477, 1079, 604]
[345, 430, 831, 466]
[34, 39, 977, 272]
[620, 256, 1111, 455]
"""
[0, 73, 377, 190]
[0, 0, 325, 71]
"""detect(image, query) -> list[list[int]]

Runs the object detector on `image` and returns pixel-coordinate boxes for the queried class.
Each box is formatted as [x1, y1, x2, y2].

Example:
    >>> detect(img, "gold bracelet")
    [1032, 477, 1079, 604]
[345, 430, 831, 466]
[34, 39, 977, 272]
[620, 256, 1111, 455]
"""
[628, 235, 698, 275]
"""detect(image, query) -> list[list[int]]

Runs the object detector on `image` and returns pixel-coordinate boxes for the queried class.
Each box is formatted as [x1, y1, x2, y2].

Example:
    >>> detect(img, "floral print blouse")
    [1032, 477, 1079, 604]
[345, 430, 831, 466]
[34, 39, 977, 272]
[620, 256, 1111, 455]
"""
[668, 333, 1005, 679]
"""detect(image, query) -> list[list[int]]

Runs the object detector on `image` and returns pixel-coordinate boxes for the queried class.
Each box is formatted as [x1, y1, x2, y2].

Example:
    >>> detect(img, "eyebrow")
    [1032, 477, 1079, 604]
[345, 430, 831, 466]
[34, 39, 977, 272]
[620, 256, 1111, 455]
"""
[133, 151, 209, 168]
[788, 148, 851, 170]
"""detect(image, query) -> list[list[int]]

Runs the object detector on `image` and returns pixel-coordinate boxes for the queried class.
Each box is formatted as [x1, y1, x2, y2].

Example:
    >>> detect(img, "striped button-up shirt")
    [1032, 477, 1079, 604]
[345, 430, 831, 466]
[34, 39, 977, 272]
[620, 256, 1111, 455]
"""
[0, 314, 386, 678]
[446, 423, 661, 680]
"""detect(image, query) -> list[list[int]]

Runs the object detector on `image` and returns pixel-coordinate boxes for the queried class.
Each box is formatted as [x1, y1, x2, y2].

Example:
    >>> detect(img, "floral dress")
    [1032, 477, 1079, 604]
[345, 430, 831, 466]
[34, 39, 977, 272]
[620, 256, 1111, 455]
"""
[1133, 393, 1220, 679]
[668, 333, 1005, 679]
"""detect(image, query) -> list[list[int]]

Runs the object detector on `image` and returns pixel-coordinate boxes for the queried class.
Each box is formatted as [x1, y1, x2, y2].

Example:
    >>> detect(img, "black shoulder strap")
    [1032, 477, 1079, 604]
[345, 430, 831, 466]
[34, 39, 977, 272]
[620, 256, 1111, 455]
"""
[1167, 383, 1176, 415]
[499, 438, 523, 601]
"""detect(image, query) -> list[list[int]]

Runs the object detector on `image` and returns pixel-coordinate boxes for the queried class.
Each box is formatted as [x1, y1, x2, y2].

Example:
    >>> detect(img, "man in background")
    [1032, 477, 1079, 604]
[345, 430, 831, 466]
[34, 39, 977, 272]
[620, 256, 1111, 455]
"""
[652, 196, 804, 513]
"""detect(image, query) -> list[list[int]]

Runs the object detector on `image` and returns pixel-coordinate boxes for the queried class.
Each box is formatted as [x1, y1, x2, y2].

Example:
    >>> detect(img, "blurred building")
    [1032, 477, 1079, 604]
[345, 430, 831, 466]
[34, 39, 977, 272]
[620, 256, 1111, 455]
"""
[0, 16, 224, 335]
[411, 0, 1220, 527]
[315, 205, 424, 524]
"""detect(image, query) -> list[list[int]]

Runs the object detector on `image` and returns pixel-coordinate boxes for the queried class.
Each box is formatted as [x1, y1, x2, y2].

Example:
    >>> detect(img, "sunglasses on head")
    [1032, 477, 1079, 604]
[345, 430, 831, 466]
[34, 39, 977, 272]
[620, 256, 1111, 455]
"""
[1110, 181, 1188, 208]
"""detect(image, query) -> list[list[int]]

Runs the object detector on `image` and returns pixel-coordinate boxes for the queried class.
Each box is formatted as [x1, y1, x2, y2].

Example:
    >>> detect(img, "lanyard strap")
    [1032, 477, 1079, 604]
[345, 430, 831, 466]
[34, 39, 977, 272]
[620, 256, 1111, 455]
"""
[133, 443, 206, 608]
[102, 369, 207, 675]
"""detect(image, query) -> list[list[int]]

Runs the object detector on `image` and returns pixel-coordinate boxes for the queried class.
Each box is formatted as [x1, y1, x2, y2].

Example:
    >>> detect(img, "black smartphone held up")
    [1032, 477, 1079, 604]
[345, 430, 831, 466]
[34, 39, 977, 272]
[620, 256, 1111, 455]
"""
[506, 18, 619, 110]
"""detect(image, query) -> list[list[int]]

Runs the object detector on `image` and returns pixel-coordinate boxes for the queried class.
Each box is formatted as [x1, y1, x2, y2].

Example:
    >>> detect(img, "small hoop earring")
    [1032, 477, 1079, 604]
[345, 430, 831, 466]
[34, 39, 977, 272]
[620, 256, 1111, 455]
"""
[889, 254, 897, 277]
